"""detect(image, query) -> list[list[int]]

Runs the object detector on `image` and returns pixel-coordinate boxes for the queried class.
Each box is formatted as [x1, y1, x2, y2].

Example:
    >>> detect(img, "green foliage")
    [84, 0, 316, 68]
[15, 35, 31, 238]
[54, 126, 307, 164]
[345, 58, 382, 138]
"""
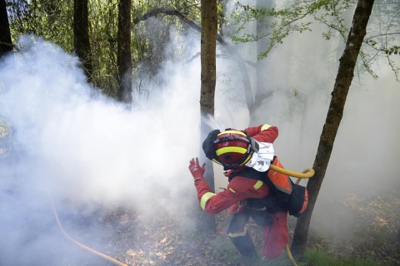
[228, 0, 355, 60]
[89, 0, 119, 97]
[362, 0, 400, 80]
[6, 0, 203, 99]
[229, 0, 400, 81]
[358, 50, 379, 79]
[128, 0, 203, 101]
[7, 0, 74, 52]
[227, 0, 400, 80]
[302, 248, 388, 266]
[170, 0, 201, 20]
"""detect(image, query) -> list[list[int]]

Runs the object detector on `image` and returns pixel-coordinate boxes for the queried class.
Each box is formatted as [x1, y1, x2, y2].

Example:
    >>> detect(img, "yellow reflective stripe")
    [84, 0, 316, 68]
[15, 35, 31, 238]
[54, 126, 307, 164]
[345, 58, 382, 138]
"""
[240, 154, 252, 166]
[216, 146, 247, 156]
[218, 130, 246, 137]
[253, 180, 263, 190]
[229, 187, 236, 193]
[212, 158, 222, 165]
[200, 192, 215, 210]
[228, 228, 247, 237]
[261, 124, 271, 131]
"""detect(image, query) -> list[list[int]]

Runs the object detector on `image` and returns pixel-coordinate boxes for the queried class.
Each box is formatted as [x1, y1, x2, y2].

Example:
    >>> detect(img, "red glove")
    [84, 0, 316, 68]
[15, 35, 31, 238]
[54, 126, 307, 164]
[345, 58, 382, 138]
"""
[189, 158, 205, 182]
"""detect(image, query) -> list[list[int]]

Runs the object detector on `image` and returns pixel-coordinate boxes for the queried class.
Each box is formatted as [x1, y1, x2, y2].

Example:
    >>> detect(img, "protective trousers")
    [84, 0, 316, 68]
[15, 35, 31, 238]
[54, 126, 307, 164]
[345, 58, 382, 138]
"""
[226, 212, 257, 258]
[226, 211, 289, 259]
[229, 231, 258, 258]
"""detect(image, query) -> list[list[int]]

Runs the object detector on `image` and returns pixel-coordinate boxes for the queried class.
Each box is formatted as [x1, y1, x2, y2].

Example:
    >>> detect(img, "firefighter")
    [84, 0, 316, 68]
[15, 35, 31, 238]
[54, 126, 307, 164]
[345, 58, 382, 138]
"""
[188, 124, 308, 260]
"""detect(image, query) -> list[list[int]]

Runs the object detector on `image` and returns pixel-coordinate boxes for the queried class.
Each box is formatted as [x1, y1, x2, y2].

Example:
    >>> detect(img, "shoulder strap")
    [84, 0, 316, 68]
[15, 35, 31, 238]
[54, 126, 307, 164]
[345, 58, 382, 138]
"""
[228, 167, 266, 182]
[267, 157, 293, 195]
[228, 165, 291, 203]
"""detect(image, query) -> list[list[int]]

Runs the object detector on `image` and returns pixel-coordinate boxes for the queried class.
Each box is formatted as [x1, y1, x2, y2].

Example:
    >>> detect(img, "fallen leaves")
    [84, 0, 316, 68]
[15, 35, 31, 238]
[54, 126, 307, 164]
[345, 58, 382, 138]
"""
[62, 190, 400, 266]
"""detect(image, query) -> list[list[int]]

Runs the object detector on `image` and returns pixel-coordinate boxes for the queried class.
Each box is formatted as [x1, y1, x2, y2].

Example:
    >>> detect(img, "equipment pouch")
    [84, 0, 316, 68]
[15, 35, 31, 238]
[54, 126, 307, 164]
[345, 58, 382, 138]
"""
[288, 184, 307, 217]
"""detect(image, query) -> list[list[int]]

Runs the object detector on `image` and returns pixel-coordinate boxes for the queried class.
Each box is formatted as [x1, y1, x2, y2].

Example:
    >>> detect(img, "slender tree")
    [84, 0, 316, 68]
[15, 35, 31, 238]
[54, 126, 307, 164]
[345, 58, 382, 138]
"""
[197, 0, 218, 232]
[74, 0, 93, 82]
[291, 0, 376, 257]
[117, 0, 132, 104]
[0, 0, 12, 57]
[200, 0, 217, 117]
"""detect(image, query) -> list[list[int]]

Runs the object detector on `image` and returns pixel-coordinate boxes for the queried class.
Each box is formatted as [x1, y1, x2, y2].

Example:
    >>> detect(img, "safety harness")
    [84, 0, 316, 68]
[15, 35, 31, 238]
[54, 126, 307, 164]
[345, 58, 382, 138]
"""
[228, 157, 307, 217]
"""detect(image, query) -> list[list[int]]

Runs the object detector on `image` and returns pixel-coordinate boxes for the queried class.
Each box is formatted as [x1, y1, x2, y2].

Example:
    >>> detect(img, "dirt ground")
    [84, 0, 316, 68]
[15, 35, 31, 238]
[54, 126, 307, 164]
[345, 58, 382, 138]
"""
[52, 189, 400, 266]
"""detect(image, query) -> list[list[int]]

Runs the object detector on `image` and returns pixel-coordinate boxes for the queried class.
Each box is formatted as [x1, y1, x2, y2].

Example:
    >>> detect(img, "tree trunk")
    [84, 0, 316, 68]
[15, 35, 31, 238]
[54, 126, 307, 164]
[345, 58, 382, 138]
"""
[197, 0, 217, 232]
[117, 0, 132, 104]
[133, 8, 255, 116]
[74, 0, 93, 82]
[0, 0, 12, 58]
[291, 0, 375, 257]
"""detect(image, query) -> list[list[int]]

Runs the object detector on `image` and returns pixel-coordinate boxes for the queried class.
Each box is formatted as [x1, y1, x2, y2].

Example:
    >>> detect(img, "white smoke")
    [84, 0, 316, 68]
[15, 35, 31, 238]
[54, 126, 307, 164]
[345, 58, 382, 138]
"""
[218, 0, 400, 241]
[1, 2, 400, 264]
[0, 35, 202, 265]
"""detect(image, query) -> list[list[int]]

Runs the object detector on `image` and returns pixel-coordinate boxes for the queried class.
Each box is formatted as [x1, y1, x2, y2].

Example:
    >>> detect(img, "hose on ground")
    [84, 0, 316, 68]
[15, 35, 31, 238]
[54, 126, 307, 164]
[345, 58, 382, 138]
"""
[47, 195, 128, 266]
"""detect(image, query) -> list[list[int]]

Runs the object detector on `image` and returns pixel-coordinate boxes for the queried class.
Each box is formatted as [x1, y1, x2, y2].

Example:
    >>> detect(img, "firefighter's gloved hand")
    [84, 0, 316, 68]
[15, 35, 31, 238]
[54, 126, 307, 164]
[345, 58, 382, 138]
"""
[189, 157, 206, 182]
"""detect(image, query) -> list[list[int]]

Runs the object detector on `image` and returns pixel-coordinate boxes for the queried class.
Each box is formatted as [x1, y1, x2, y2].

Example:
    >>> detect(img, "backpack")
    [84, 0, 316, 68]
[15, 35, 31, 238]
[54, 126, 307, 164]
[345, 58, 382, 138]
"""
[228, 162, 307, 217]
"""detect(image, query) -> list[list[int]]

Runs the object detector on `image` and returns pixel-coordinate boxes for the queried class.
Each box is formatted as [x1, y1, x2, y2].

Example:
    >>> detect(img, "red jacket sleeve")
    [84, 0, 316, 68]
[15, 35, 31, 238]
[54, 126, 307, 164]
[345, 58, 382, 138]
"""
[244, 124, 278, 143]
[194, 176, 269, 214]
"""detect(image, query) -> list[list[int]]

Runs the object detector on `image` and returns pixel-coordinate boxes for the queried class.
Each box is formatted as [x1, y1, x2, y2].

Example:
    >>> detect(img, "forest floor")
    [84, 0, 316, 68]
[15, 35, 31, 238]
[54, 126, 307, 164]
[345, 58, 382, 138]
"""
[57, 189, 400, 266]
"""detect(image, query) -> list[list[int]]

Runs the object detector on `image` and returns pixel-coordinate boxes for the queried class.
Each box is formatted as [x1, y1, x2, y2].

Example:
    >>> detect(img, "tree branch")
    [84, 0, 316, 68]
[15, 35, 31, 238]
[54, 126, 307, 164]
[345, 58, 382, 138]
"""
[133, 8, 255, 111]
[132, 8, 226, 44]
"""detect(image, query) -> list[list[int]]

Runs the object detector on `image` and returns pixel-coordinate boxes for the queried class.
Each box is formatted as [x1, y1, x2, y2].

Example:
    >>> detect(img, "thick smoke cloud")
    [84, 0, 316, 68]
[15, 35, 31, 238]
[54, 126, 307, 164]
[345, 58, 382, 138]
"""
[217, 0, 400, 240]
[1, 2, 400, 264]
[0, 35, 201, 265]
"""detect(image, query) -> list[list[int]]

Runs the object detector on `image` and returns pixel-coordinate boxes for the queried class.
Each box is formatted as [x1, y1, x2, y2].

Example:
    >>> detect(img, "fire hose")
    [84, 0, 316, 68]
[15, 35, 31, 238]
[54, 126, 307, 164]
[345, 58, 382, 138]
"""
[31, 164, 313, 266]
[47, 195, 128, 266]
[269, 164, 315, 181]
[269, 164, 315, 266]
[4, 180, 128, 266]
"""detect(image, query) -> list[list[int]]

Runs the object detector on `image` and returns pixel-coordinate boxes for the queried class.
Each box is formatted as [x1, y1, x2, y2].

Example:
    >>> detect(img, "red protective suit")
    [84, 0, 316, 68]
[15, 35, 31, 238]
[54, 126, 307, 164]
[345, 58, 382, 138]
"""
[194, 124, 290, 259]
